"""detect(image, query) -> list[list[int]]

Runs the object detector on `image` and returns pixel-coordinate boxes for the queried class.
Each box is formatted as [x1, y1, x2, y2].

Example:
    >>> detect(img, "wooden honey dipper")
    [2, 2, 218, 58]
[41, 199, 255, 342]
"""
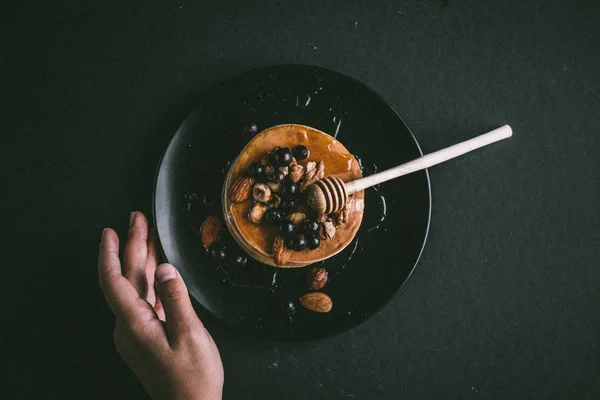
[307, 125, 513, 214]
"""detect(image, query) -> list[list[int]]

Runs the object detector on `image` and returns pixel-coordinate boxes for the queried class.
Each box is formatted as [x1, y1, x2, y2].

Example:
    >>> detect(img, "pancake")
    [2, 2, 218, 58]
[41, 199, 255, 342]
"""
[222, 124, 365, 268]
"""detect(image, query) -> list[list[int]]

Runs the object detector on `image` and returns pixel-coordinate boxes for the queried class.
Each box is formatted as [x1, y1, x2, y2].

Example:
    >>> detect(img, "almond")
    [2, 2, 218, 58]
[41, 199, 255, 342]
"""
[229, 176, 255, 203]
[306, 267, 328, 290]
[200, 216, 221, 248]
[299, 292, 332, 313]
[272, 236, 291, 266]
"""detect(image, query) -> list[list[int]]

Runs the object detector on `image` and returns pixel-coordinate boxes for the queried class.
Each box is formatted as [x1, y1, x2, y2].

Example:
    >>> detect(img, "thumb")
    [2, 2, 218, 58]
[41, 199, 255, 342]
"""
[155, 263, 202, 343]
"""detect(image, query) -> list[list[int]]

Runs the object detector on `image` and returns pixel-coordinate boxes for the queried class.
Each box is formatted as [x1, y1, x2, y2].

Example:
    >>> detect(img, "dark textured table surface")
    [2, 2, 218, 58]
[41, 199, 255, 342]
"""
[3, 1, 599, 398]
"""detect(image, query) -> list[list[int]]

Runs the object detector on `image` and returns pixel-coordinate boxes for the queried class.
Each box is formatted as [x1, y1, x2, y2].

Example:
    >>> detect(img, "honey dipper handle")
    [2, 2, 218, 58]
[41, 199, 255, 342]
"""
[345, 125, 513, 195]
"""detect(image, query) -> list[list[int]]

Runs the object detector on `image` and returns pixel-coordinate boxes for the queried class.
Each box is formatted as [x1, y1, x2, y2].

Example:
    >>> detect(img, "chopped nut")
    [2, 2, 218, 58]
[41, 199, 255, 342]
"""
[229, 176, 255, 203]
[267, 182, 280, 193]
[317, 214, 328, 223]
[264, 165, 275, 179]
[289, 157, 298, 169]
[341, 207, 349, 224]
[315, 161, 325, 180]
[289, 212, 306, 225]
[334, 205, 349, 226]
[319, 225, 328, 240]
[323, 220, 336, 239]
[300, 160, 325, 191]
[252, 183, 271, 203]
[278, 166, 289, 176]
[290, 164, 305, 183]
[268, 193, 281, 208]
[248, 203, 268, 224]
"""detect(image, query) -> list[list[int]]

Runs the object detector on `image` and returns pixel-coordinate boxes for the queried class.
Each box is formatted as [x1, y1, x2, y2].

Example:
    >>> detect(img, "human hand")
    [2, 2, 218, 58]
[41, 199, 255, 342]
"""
[98, 211, 224, 400]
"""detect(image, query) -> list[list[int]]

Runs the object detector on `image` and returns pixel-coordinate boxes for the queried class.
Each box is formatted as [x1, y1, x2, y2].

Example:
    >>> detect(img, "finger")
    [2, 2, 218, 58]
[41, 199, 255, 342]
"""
[154, 293, 166, 322]
[154, 263, 202, 344]
[145, 229, 159, 306]
[98, 228, 146, 321]
[123, 212, 149, 297]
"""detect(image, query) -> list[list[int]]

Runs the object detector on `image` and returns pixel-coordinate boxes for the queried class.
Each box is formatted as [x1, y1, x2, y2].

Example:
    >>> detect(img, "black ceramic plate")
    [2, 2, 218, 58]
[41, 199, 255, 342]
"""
[154, 65, 431, 341]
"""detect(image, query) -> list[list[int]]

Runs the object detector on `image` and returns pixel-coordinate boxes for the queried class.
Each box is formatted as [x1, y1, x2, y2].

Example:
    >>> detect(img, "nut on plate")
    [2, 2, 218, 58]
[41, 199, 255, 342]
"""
[323, 220, 336, 240]
[229, 176, 255, 203]
[299, 292, 332, 313]
[300, 161, 325, 191]
[315, 161, 325, 180]
[334, 205, 349, 226]
[248, 202, 269, 224]
[252, 183, 271, 202]
[264, 165, 275, 178]
[267, 182, 280, 193]
[289, 164, 305, 183]
[268, 193, 282, 208]
[306, 267, 328, 290]
[288, 212, 306, 225]
[201, 216, 221, 248]
[272, 236, 292, 266]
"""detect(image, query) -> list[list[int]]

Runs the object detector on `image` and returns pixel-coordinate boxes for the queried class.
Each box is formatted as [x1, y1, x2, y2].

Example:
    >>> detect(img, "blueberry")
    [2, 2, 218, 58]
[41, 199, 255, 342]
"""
[265, 208, 283, 223]
[231, 254, 248, 268]
[279, 198, 297, 212]
[284, 234, 295, 249]
[303, 218, 319, 233]
[247, 162, 264, 178]
[217, 246, 228, 261]
[291, 233, 307, 251]
[273, 147, 293, 167]
[280, 178, 299, 198]
[277, 220, 295, 236]
[273, 171, 285, 184]
[242, 123, 258, 136]
[278, 300, 296, 314]
[306, 233, 320, 250]
[293, 145, 310, 160]
[210, 243, 228, 263]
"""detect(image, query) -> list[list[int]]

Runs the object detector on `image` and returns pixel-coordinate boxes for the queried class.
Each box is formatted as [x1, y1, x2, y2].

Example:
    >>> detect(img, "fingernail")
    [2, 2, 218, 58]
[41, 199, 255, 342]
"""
[101, 228, 108, 240]
[156, 264, 177, 283]
[129, 212, 136, 228]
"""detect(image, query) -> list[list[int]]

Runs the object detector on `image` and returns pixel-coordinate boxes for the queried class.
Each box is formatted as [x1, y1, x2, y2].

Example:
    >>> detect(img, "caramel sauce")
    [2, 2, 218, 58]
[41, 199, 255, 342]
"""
[223, 124, 365, 267]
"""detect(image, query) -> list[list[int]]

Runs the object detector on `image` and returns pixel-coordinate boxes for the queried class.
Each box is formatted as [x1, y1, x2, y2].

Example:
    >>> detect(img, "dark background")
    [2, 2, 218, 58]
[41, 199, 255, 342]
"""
[2, 0, 599, 399]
